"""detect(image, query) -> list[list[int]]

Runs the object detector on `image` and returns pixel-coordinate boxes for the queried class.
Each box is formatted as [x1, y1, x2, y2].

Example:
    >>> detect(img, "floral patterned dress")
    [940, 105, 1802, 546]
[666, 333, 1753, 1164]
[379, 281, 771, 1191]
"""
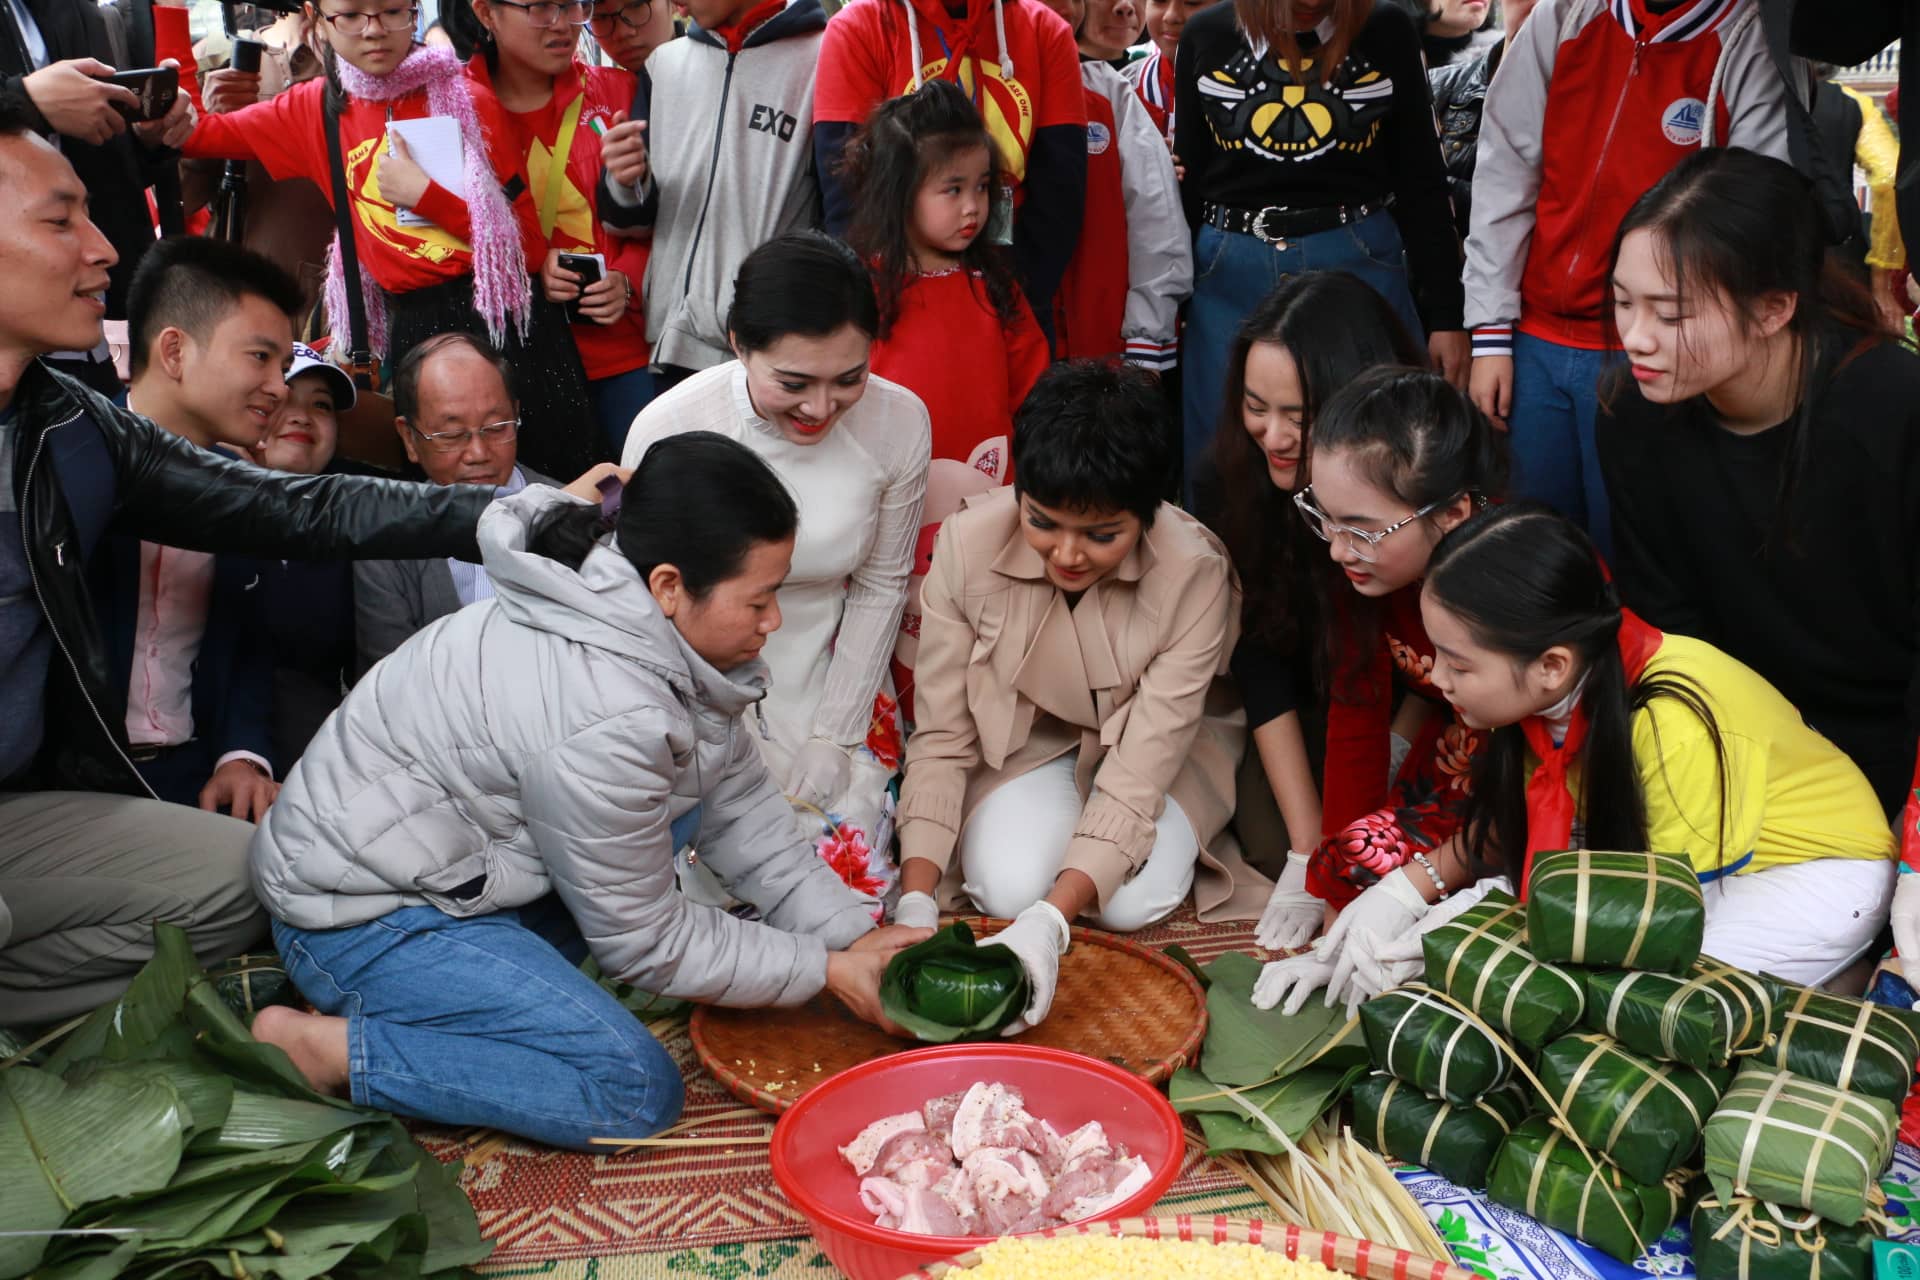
[1305, 588, 1484, 908]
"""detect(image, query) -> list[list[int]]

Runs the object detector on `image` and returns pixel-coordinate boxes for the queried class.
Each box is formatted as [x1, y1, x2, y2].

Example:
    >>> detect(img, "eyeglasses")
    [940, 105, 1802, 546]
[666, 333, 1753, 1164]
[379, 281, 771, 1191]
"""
[490, 0, 593, 27]
[1292, 484, 1454, 564]
[589, 0, 653, 31]
[316, 4, 416, 34]
[410, 419, 520, 453]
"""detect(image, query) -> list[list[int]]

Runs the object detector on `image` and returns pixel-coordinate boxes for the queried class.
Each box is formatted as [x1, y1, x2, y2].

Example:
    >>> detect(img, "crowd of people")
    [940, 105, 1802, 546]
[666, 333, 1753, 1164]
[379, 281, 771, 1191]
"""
[1, 0, 1916, 1154]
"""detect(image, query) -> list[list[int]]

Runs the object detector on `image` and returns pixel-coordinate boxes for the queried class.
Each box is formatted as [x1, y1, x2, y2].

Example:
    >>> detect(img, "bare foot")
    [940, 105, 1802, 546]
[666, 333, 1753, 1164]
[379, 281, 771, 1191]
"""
[252, 1005, 351, 1096]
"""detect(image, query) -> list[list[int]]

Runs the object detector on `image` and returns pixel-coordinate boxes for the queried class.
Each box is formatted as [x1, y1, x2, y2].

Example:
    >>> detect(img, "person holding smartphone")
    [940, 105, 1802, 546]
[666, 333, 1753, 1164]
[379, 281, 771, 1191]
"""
[448, 0, 655, 454]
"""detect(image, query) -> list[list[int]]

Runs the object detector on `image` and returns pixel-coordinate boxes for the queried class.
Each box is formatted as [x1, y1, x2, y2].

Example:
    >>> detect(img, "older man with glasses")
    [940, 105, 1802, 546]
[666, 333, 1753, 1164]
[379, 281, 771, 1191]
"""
[352, 332, 554, 675]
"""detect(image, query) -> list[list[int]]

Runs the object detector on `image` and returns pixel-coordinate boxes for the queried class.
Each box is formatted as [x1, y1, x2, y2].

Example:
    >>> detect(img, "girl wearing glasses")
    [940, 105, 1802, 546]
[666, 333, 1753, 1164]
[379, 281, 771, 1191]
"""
[447, 0, 655, 453]
[1201, 273, 1424, 934]
[1252, 366, 1507, 963]
[1259, 504, 1894, 1014]
[181, 0, 600, 478]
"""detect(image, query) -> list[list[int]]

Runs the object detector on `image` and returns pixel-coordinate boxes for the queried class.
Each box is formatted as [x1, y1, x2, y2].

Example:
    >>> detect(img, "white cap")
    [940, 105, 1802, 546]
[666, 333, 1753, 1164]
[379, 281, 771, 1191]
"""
[287, 341, 357, 410]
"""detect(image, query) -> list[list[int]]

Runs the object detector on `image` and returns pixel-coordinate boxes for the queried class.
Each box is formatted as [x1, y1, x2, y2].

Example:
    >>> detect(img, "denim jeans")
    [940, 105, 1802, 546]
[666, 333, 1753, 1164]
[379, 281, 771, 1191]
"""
[589, 366, 658, 458]
[273, 895, 685, 1151]
[1507, 332, 1624, 560]
[1181, 211, 1426, 504]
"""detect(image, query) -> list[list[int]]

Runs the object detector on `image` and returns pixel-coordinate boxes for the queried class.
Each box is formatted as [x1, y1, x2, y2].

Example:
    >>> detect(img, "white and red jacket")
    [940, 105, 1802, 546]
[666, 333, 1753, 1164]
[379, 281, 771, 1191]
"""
[1055, 59, 1191, 370]
[1120, 46, 1173, 144]
[1463, 0, 1788, 355]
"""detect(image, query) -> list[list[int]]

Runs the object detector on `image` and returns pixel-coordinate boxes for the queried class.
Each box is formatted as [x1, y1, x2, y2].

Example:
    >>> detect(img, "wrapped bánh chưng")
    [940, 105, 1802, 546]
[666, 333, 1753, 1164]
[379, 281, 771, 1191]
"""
[1359, 984, 1513, 1105]
[1525, 849, 1704, 973]
[1754, 979, 1920, 1107]
[880, 922, 1031, 1043]
[1583, 959, 1776, 1071]
[1351, 1072, 1528, 1189]
[1537, 1032, 1729, 1184]
[1691, 1194, 1878, 1280]
[1487, 1116, 1684, 1263]
[1421, 889, 1584, 1049]
[1703, 1065, 1898, 1226]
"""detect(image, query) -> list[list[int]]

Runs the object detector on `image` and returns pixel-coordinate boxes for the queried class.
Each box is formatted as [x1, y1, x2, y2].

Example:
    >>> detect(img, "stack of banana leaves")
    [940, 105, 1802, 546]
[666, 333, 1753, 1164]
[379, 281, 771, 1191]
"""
[0, 925, 491, 1280]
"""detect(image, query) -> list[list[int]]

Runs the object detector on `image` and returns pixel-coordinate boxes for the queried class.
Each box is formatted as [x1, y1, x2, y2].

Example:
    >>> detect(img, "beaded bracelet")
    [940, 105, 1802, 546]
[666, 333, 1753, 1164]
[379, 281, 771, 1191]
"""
[1410, 850, 1449, 900]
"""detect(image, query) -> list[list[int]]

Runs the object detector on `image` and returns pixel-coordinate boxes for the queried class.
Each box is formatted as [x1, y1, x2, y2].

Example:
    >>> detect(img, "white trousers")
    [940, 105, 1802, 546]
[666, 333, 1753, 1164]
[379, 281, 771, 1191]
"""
[958, 754, 1197, 932]
[1698, 856, 1895, 987]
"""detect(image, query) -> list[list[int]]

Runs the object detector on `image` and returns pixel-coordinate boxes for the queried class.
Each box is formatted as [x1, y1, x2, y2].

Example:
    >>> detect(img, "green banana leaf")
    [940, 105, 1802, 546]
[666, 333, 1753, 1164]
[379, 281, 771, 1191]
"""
[0, 1066, 188, 1277]
[880, 922, 1030, 1042]
[1169, 1063, 1366, 1155]
[1198, 952, 1367, 1088]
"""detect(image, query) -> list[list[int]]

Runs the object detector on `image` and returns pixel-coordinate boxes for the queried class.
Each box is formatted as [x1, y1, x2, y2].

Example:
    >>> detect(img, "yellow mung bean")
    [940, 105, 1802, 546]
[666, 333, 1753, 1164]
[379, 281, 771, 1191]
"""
[955, 1235, 1359, 1280]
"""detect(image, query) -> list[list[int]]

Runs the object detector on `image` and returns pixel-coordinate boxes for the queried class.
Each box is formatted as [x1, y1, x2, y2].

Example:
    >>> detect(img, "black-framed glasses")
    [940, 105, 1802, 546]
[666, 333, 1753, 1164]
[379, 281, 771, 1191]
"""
[410, 419, 520, 454]
[490, 0, 593, 27]
[316, 3, 417, 34]
[1292, 483, 1453, 565]
[589, 0, 654, 31]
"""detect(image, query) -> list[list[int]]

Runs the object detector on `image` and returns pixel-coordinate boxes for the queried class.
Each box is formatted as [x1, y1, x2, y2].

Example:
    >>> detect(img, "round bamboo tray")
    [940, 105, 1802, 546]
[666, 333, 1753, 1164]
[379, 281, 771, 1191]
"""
[690, 917, 1207, 1114]
[901, 1216, 1478, 1280]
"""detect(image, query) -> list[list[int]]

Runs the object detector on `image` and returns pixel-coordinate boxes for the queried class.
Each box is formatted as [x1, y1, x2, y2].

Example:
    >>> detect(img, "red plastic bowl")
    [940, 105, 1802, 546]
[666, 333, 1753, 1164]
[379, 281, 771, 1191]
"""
[769, 1043, 1184, 1280]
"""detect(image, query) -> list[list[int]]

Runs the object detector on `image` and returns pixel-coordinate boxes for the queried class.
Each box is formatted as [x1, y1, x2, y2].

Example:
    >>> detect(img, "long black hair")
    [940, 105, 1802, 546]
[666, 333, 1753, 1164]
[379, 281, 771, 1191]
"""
[1426, 504, 1729, 885]
[1311, 367, 1509, 703]
[1605, 147, 1888, 545]
[1210, 273, 1426, 656]
[531, 431, 799, 596]
[727, 232, 881, 352]
[840, 79, 1023, 337]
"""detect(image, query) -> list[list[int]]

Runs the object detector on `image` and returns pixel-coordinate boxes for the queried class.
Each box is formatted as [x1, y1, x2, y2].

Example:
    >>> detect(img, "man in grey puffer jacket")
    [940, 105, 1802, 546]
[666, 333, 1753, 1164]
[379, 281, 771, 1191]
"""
[249, 476, 917, 1150]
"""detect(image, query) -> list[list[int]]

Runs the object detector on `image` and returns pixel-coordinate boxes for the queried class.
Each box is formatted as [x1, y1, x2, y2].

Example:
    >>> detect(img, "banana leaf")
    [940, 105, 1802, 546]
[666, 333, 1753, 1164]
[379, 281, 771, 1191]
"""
[1200, 951, 1367, 1087]
[1422, 889, 1585, 1049]
[1755, 979, 1920, 1107]
[1704, 1065, 1898, 1225]
[1360, 984, 1513, 1105]
[1526, 849, 1705, 973]
[1538, 1032, 1729, 1184]
[879, 921, 1030, 1042]
[1169, 1063, 1366, 1155]
[1488, 1116, 1684, 1263]
[1692, 1195, 1877, 1280]
[1584, 959, 1776, 1070]
[0, 1066, 188, 1277]
[1351, 1072, 1528, 1189]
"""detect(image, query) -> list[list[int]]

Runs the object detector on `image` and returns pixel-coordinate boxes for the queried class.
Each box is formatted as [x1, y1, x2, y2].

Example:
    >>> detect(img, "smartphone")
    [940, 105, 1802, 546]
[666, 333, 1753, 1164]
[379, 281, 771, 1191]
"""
[557, 252, 606, 324]
[108, 66, 180, 122]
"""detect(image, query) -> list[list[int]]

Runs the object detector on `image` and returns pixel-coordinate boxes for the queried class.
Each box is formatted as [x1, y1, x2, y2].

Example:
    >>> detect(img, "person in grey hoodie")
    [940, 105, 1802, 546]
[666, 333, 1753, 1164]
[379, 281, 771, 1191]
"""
[248, 432, 927, 1151]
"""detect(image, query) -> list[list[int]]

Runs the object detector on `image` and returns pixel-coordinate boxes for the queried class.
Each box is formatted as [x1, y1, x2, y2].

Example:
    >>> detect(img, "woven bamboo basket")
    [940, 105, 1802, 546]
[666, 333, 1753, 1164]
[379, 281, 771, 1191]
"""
[690, 917, 1206, 1114]
[902, 1216, 1478, 1280]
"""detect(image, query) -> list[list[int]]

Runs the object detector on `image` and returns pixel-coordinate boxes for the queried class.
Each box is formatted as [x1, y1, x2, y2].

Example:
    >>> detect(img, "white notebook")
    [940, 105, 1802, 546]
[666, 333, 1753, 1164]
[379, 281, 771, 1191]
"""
[386, 116, 465, 229]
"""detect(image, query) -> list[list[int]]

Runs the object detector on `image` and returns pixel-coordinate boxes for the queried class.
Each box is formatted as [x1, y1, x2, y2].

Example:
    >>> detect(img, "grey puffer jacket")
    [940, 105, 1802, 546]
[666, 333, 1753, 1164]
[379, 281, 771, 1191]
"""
[250, 485, 876, 1007]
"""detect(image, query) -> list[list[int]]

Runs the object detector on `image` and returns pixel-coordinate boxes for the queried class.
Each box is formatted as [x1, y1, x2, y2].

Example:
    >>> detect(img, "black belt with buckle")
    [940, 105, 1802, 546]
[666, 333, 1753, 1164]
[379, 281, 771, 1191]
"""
[126, 742, 190, 764]
[1201, 197, 1394, 245]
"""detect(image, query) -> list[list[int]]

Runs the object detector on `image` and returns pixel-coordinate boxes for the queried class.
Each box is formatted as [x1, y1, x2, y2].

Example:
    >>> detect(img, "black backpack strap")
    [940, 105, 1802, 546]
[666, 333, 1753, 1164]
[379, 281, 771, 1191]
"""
[323, 94, 378, 387]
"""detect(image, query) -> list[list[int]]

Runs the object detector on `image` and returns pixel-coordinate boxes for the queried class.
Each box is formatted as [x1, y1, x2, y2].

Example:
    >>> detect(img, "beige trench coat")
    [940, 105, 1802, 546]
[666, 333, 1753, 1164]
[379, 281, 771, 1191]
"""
[897, 488, 1270, 921]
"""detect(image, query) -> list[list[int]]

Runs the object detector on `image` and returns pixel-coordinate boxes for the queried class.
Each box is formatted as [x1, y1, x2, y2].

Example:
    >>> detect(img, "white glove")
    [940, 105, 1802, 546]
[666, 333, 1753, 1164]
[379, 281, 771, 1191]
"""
[893, 889, 940, 931]
[1256, 851, 1322, 952]
[1892, 869, 1920, 990]
[787, 738, 853, 809]
[1252, 948, 1339, 1014]
[980, 900, 1070, 1034]
[1319, 867, 1433, 1013]
[1388, 731, 1413, 786]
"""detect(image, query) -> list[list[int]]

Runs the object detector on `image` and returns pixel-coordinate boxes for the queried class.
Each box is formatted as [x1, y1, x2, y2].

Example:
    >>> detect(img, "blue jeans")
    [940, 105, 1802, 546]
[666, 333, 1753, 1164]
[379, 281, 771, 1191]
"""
[589, 366, 657, 457]
[273, 895, 684, 1151]
[1181, 211, 1426, 504]
[1507, 333, 1624, 560]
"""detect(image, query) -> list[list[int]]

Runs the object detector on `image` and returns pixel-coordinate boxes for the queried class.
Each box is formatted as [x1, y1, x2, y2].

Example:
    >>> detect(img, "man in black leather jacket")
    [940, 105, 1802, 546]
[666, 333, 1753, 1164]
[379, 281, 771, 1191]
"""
[1428, 0, 1537, 247]
[0, 111, 610, 1024]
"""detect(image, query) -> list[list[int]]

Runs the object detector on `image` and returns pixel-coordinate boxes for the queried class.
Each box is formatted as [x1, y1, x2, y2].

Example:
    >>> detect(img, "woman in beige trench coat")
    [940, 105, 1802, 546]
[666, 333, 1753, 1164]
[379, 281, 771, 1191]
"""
[892, 363, 1271, 1032]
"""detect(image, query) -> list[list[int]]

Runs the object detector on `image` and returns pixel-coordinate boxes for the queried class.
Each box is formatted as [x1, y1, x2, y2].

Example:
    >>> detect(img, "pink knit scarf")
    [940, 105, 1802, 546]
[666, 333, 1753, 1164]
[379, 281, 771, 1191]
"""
[325, 45, 532, 356]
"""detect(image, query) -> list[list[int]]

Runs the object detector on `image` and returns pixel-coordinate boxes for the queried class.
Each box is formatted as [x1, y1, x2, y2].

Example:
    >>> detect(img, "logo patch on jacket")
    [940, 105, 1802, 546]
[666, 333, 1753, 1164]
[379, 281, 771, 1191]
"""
[1661, 97, 1706, 146]
[1086, 121, 1112, 155]
[749, 104, 798, 141]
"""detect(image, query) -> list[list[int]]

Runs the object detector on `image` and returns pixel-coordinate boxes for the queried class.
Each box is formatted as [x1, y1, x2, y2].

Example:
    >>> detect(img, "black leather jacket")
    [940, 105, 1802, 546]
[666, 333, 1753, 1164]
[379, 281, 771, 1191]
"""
[10, 360, 492, 796]
[1429, 40, 1503, 248]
